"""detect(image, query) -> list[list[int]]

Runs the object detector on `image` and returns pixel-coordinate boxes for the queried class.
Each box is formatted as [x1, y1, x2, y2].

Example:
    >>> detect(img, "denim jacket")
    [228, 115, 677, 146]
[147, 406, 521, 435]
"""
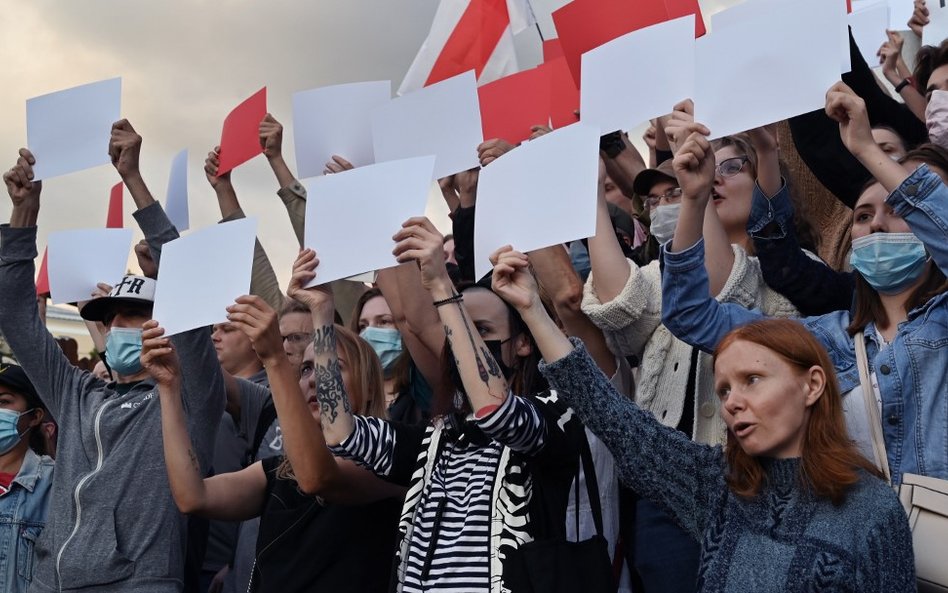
[0, 449, 54, 593]
[661, 165, 948, 485]
[746, 182, 855, 316]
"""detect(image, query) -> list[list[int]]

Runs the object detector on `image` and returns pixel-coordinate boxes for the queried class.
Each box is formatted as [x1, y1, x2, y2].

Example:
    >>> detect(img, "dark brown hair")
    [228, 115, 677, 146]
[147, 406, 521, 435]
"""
[714, 319, 882, 505]
[913, 39, 948, 96]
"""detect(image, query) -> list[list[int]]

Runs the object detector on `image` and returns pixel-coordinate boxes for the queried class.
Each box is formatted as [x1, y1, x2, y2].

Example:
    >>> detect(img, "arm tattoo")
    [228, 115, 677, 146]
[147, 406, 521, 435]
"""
[445, 302, 505, 396]
[187, 448, 200, 473]
[311, 324, 352, 427]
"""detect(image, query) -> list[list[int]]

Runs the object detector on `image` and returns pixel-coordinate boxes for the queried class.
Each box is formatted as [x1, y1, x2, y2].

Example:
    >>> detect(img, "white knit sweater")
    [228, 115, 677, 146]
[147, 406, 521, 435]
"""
[581, 245, 798, 446]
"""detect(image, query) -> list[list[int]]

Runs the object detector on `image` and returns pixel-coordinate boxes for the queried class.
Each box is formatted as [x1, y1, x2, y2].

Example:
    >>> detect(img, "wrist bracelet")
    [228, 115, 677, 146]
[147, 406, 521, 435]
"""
[895, 78, 912, 93]
[433, 293, 463, 307]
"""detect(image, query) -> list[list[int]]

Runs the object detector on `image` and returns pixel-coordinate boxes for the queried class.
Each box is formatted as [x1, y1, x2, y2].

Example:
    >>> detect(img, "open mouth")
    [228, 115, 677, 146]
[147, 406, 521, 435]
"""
[307, 394, 319, 406]
[732, 421, 755, 437]
[711, 190, 725, 203]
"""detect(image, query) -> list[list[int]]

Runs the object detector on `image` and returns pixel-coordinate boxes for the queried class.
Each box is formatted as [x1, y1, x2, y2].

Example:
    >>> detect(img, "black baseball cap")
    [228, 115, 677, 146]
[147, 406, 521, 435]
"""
[632, 159, 678, 198]
[0, 363, 42, 407]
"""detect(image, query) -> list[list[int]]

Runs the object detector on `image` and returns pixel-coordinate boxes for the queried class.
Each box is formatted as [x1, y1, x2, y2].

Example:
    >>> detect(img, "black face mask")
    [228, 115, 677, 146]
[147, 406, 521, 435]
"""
[445, 262, 462, 287]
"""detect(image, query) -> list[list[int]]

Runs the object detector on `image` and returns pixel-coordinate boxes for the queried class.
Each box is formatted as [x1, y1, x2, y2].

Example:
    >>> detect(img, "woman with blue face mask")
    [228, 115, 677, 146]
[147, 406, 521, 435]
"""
[0, 364, 54, 593]
[660, 81, 948, 485]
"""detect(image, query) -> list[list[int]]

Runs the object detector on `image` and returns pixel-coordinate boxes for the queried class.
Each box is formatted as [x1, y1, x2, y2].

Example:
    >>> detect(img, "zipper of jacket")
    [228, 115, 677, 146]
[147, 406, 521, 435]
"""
[246, 497, 321, 593]
[56, 399, 112, 592]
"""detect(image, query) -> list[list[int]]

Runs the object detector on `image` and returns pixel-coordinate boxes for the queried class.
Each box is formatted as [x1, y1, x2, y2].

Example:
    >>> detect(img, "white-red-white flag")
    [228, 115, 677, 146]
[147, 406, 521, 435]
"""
[398, 0, 535, 96]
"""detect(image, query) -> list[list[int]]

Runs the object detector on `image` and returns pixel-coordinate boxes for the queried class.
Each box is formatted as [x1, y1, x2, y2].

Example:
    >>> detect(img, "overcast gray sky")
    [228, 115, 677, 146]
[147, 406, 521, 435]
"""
[0, 0, 734, 293]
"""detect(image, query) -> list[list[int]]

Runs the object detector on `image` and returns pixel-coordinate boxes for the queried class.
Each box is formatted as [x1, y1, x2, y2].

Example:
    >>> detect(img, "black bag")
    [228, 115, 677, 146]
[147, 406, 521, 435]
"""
[505, 428, 617, 593]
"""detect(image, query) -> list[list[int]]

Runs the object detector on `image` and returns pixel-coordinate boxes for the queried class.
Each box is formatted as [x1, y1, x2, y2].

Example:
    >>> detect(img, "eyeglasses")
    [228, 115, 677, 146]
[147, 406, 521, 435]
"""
[715, 156, 750, 179]
[282, 332, 313, 345]
[644, 187, 683, 210]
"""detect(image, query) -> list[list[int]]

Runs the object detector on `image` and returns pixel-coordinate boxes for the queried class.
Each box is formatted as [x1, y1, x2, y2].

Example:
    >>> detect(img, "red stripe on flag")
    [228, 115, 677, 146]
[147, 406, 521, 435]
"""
[36, 247, 50, 297]
[425, 0, 511, 87]
[107, 182, 123, 228]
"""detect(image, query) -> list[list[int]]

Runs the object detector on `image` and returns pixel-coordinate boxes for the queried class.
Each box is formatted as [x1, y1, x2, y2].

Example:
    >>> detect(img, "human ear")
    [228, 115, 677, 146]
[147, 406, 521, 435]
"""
[803, 365, 826, 407]
[514, 333, 532, 358]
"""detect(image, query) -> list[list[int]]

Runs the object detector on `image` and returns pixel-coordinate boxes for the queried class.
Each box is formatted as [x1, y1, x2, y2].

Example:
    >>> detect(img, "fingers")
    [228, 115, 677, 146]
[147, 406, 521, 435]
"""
[477, 139, 514, 166]
[323, 155, 354, 174]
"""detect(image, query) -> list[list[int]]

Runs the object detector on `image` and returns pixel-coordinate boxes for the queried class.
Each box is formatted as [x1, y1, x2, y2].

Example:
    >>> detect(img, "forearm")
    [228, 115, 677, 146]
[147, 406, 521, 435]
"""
[851, 144, 910, 193]
[430, 282, 509, 414]
[603, 140, 646, 198]
[268, 155, 296, 192]
[898, 85, 928, 122]
[588, 196, 632, 302]
[754, 147, 781, 199]
[310, 305, 356, 444]
[158, 379, 209, 514]
[264, 355, 343, 494]
[528, 244, 616, 375]
[519, 303, 574, 364]
[84, 320, 107, 353]
[214, 184, 241, 219]
[670, 197, 706, 253]
[122, 171, 157, 210]
[9, 203, 38, 228]
[886, 165, 948, 274]
[702, 201, 736, 297]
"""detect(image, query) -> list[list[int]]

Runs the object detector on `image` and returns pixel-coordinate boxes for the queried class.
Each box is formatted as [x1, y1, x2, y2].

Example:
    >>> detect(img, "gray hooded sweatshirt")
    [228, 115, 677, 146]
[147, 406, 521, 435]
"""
[0, 203, 224, 592]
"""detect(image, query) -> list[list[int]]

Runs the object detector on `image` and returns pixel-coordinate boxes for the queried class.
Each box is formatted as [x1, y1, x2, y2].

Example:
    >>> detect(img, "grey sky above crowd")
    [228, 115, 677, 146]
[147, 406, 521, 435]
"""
[0, 0, 734, 291]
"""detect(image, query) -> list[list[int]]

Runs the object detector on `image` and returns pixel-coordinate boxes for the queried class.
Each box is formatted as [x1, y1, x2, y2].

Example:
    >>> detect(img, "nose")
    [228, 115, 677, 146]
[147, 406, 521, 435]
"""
[869, 211, 887, 233]
[722, 389, 746, 417]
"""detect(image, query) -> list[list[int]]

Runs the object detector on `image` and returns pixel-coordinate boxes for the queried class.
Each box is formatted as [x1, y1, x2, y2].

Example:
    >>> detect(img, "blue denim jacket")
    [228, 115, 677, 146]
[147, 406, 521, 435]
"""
[661, 165, 948, 485]
[0, 449, 54, 593]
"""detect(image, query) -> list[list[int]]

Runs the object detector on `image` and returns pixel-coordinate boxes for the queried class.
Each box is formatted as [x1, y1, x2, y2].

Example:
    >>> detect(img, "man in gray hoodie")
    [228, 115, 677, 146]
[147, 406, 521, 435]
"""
[0, 120, 225, 592]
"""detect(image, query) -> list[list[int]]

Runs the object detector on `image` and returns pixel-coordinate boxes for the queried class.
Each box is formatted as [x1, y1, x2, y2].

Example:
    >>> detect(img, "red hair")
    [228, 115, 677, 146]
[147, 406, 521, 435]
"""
[713, 319, 882, 505]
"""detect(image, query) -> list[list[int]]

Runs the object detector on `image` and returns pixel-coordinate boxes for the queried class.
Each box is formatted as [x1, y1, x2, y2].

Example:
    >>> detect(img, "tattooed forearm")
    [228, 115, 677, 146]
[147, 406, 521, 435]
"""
[312, 324, 352, 427]
[187, 448, 200, 473]
[443, 301, 505, 399]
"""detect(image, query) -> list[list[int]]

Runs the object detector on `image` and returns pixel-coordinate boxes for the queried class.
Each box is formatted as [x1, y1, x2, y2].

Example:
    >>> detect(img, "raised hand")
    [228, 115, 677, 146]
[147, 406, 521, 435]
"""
[663, 99, 696, 152]
[323, 155, 354, 175]
[109, 119, 143, 180]
[490, 246, 540, 313]
[392, 217, 451, 294]
[203, 146, 231, 189]
[478, 138, 515, 166]
[878, 30, 907, 85]
[286, 248, 334, 313]
[259, 113, 284, 160]
[141, 320, 180, 386]
[825, 82, 874, 158]
[3, 149, 41, 208]
[672, 126, 715, 201]
[225, 295, 284, 364]
[909, 0, 929, 37]
[134, 240, 159, 279]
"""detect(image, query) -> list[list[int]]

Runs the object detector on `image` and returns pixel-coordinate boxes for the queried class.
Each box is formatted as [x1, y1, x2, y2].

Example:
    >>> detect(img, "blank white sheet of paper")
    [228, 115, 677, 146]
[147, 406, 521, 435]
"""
[849, 1, 891, 67]
[887, 0, 915, 29]
[581, 15, 695, 134]
[474, 123, 601, 280]
[166, 149, 189, 232]
[371, 71, 482, 179]
[152, 218, 257, 336]
[293, 81, 392, 179]
[47, 228, 133, 305]
[26, 77, 122, 181]
[695, 0, 842, 139]
[711, 0, 850, 75]
[925, 1, 948, 47]
[303, 155, 436, 285]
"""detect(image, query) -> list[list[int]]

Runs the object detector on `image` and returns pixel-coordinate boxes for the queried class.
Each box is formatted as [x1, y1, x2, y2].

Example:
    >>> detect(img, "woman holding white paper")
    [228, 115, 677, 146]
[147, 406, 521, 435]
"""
[288, 219, 613, 593]
[142, 298, 403, 593]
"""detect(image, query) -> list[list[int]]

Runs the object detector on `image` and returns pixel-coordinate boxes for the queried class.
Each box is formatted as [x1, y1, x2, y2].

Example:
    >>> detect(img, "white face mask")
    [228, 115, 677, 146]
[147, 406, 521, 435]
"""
[926, 90, 948, 150]
[649, 203, 681, 245]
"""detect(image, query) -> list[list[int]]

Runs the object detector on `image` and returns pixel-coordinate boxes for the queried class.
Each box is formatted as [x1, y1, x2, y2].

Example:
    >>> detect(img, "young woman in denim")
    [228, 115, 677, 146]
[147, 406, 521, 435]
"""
[661, 82, 948, 485]
[0, 364, 53, 593]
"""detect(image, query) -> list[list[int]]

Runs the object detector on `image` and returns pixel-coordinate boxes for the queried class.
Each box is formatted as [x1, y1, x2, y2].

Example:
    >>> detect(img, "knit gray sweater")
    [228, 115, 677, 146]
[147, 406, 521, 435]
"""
[539, 340, 915, 592]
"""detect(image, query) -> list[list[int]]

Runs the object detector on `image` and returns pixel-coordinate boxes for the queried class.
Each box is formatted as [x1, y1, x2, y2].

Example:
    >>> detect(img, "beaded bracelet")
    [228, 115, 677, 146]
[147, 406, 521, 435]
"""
[433, 293, 463, 307]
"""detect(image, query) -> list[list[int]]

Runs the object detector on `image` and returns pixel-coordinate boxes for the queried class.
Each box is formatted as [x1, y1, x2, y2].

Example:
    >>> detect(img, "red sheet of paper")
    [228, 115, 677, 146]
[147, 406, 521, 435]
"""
[543, 39, 564, 61]
[552, 0, 670, 86]
[664, 0, 706, 37]
[107, 182, 123, 228]
[545, 57, 580, 129]
[217, 87, 266, 176]
[478, 67, 552, 143]
[36, 247, 50, 296]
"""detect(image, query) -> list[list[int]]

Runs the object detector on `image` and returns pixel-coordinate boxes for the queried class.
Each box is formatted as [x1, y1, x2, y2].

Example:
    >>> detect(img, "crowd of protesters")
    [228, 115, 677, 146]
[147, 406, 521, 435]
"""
[1, 4, 947, 592]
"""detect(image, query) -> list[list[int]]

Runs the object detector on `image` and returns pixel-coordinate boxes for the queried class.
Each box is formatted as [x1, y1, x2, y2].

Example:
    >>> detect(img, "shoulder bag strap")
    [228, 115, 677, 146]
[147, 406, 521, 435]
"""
[854, 331, 891, 483]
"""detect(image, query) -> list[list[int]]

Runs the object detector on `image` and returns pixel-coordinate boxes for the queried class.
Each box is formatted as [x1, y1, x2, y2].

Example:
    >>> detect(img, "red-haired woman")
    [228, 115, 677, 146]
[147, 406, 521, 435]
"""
[486, 246, 914, 592]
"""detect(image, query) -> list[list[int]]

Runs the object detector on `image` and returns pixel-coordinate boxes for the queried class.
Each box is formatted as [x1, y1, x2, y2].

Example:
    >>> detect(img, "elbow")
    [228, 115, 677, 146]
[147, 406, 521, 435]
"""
[172, 492, 206, 516]
[552, 280, 584, 318]
[297, 471, 340, 497]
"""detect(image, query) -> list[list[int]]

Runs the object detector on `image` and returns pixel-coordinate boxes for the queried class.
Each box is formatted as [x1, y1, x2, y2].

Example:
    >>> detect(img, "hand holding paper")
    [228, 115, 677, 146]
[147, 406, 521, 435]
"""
[109, 119, 143, 181]
[824, 82, 874, 157]
[392, 217, 452, 294]
[3, 148, 41, 216]
[217, 87, 267, 177]
[286, 248, 334, 313]
[225, 295, 284, 363]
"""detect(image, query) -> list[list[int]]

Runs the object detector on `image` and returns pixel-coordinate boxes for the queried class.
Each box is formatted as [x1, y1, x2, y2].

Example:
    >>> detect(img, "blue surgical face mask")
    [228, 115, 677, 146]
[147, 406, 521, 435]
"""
[850, 232, 928, 295]
[106, 327, 144, 376]
[360, 327, 403, 374]
[0, 408, 35, 455]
